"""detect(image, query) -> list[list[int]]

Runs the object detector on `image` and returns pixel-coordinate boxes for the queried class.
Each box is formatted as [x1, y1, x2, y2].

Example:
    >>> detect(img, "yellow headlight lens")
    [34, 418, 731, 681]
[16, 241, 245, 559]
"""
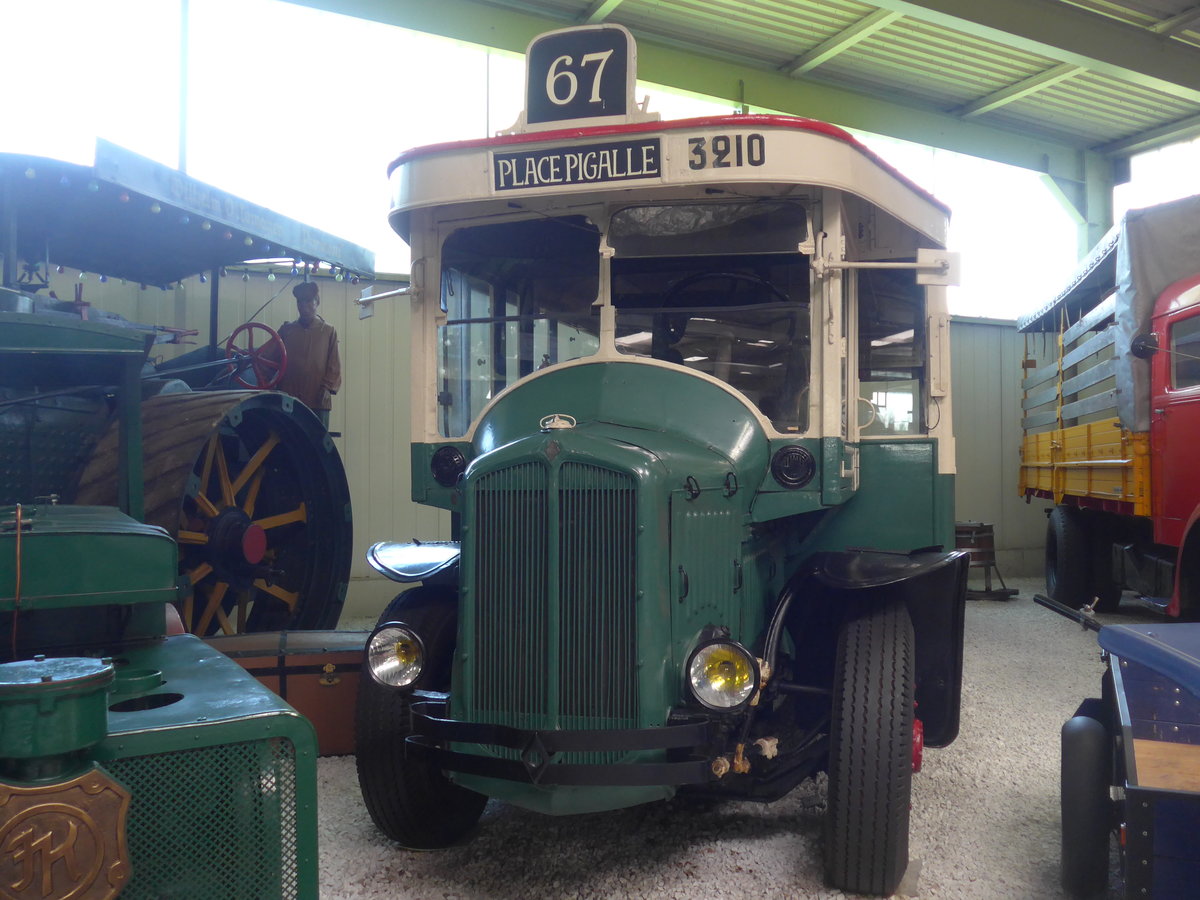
[367, 624, 425, 688]
[688, 641, 758, 710]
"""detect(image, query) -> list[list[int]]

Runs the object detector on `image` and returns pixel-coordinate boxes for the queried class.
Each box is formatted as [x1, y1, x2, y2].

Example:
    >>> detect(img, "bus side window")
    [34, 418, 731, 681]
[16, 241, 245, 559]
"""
[858, 267, 925, 435]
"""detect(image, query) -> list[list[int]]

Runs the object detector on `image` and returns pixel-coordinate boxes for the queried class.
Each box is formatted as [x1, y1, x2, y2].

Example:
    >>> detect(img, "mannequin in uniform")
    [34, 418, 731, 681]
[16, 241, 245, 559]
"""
[276, 281, 341, 428]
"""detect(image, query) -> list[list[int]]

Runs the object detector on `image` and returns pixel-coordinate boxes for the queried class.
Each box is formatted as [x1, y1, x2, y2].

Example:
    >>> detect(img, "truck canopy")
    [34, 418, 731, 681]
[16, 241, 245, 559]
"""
[1019, 193, 1200, 432]
[1, 140, 375, 289]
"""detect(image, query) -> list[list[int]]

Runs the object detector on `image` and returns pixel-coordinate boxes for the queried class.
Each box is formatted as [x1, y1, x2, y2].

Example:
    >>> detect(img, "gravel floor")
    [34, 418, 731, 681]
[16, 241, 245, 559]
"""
[318, 578, 1151, 899]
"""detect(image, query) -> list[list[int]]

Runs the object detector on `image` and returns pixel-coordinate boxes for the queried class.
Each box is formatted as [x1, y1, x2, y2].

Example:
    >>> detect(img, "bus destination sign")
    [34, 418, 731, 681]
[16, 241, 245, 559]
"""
[493, 138, 661, 191]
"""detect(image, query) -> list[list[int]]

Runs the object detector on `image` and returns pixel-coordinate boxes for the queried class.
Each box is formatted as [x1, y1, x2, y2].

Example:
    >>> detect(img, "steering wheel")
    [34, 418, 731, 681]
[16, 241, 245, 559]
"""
[225, 322, 287, 389]
[857, 395, 878, 428]
[664, 271, 792, 307]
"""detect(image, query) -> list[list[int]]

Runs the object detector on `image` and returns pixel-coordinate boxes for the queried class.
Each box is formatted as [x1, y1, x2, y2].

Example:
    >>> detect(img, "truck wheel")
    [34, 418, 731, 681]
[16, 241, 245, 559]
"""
[1090, 576, 1122, 614]
[1047, 506, 1089, 606]
[824, 600, 915, 897]
[1087, 517, 1122, 613]
[1061, 702, 1112, 898]
[355, 585, 486, 848]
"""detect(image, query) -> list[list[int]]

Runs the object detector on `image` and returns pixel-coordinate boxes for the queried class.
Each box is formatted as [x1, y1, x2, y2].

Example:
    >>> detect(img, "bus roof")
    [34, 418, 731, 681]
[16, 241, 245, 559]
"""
[387, 114, 949, 218]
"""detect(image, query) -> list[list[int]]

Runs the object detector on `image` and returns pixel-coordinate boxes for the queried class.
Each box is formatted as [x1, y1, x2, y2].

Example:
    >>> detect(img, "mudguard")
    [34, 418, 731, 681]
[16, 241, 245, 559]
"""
[367, 540, 460, 584]
[813, 547, 969, 747]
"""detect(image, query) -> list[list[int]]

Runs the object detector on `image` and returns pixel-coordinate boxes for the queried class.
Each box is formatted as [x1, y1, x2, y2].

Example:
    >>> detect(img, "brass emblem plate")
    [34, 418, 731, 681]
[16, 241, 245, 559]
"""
[0, 768, 131, 900]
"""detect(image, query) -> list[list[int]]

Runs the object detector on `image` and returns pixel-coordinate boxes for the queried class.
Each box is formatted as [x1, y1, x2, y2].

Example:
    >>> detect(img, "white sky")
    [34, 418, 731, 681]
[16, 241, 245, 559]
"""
[3, 0, 1199, 320]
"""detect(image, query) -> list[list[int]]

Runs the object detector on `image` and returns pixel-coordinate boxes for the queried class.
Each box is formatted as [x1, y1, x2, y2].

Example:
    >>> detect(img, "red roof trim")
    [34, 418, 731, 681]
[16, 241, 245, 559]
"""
[386, 114, 948, 215]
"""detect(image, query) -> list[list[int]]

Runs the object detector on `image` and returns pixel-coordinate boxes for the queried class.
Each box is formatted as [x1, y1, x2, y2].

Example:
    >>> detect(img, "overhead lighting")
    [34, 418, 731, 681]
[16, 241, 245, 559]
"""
[616, 331, 653, 347]
[871, 329, 914, 347]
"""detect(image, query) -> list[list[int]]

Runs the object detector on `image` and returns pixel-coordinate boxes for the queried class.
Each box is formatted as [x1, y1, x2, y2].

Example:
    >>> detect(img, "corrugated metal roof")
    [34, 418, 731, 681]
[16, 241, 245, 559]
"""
[438, 0, 1200, 158]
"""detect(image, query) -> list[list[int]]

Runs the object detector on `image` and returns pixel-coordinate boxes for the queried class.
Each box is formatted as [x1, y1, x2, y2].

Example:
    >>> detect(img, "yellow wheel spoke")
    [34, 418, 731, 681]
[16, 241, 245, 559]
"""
[186, 562, 213, 585]
[231, 432, 280, 498]
[177, 530, 209, 545]
[182, 594, 194, 632]
[196, 581, 229, 635]
[254, 503, 307, 531]
[254, 579, 298, 612]
[215, 604, 235, 636]
[242, 469, 265, 518]
[236, 590, 251, 633]
[214, 440, 235, 508]
[191, 434, 221, 517]
[192, 493, 219, 519]
[199, 433, 218, 497]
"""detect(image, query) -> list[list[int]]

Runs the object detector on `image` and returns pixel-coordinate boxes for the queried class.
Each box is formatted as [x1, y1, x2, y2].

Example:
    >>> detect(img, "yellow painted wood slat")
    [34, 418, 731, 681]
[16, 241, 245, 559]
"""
[1018, 420, 1151, 515]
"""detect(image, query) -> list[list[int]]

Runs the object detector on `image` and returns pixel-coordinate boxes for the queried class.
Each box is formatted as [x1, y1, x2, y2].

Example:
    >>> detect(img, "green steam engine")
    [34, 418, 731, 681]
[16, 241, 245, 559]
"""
[0, 144, 371, 899]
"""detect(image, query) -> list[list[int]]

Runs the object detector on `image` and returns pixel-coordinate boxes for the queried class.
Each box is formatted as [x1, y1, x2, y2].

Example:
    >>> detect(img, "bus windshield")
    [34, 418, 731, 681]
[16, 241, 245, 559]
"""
[609, 201, 812, 433]
[438, 215, 601, 436]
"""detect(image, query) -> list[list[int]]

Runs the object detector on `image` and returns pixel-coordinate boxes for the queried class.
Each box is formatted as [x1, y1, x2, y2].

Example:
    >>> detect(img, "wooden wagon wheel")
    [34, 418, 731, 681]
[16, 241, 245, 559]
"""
[76, 391, 352, 636]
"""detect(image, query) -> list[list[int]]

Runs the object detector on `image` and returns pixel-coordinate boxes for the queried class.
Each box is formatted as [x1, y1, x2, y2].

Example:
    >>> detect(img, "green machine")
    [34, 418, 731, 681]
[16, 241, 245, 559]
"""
[0, 316, 318, 899]
[0, 141, 368, 638]
[0, 145, 373, 898]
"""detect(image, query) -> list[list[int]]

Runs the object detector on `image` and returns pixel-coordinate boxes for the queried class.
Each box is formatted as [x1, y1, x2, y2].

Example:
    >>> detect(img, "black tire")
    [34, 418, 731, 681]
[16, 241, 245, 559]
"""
[1090, 573, 1122, 614]
[354, 585, 486, 848]
[1086, 515, 1122, 614]
[824, 600, 915, 896]
[1047, 506, 1089, 606]
[1061, 706, 1112, 898]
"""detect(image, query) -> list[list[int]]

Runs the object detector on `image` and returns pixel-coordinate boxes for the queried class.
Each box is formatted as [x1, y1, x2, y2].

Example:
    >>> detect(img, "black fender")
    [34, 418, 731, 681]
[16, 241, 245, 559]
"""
[779, 548, 968, 747]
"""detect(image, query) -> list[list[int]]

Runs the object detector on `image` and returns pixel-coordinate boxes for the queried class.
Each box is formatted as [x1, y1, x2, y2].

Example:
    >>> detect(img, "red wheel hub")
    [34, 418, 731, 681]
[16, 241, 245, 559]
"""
[241, 523, 267, 565]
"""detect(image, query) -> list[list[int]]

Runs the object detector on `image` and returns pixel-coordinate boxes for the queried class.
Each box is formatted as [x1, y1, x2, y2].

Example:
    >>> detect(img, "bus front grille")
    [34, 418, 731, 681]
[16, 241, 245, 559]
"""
[470, 460, 639, 742]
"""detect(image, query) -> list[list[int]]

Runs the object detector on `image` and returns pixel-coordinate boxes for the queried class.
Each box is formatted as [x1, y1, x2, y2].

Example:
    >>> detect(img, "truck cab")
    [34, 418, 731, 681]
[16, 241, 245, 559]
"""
[1150, 273, 1200, 550]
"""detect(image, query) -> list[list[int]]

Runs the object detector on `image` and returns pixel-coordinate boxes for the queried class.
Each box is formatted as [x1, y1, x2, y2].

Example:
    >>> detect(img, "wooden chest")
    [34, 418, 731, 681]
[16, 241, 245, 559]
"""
[204, 631, 367, 756]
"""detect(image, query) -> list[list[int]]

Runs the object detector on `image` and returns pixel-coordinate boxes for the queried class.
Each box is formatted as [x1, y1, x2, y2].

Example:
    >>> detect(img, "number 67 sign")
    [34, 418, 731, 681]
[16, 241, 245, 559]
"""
[524, 25, 637, 128]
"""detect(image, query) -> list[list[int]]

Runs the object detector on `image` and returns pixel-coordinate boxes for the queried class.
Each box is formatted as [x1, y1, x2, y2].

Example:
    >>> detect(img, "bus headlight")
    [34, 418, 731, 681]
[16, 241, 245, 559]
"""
[366, 624, 425, 688]
[687, 640, 759, 711]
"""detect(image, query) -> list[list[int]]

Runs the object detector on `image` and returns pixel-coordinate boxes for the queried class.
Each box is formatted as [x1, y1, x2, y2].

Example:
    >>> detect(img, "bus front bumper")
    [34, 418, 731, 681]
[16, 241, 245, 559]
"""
[407, 693, 717, 787]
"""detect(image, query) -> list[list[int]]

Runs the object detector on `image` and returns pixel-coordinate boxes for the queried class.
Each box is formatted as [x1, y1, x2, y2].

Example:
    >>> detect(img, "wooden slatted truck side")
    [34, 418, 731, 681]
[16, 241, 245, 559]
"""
[1020, 193, 1200, 617]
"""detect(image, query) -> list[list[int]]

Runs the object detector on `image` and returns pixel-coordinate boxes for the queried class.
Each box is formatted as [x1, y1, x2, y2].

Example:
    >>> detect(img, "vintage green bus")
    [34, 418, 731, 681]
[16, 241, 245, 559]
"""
[357, 25, 967, 897]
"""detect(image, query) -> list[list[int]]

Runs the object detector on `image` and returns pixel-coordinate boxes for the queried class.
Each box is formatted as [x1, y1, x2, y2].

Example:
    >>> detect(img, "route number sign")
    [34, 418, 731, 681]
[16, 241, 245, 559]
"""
[525, 26, 636, 127]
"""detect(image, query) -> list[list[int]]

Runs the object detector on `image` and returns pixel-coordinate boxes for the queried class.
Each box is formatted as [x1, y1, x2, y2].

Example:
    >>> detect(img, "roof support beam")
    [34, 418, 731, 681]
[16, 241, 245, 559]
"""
[957, 63, 1085, 118]
[580, 0, 626, 25]
[782, 9, 903, 76]
[282, 0, 1099, 183]
[1043, 152, 1114, 255]
[1097, 111, 1200, 156]
[866, 0, 1200, 103]
[1151, 6, 1200, 37]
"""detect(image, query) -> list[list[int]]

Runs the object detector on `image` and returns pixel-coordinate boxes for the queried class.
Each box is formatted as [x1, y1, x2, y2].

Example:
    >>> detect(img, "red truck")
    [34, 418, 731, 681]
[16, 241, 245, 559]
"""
[1019, 193, 1200, 617]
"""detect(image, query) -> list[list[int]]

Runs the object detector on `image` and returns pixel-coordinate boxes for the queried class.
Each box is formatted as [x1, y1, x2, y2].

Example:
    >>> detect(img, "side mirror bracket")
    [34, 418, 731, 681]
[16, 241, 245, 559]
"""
[1130, 332, 1159, 359]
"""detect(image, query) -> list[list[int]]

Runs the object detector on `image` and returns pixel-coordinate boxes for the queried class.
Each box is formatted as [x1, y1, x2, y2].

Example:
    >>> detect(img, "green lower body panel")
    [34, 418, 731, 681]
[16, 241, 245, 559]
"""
[803, 440, 954, 554]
